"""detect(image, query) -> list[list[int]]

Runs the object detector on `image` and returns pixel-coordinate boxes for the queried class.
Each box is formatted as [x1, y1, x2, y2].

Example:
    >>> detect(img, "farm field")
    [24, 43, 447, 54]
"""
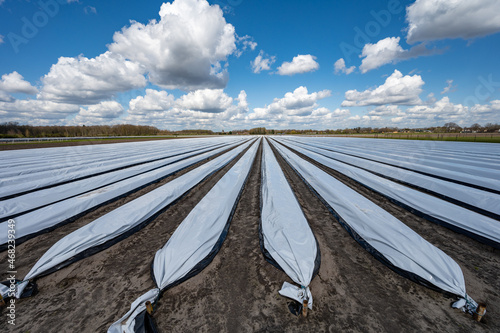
[1, 136, 499, 332]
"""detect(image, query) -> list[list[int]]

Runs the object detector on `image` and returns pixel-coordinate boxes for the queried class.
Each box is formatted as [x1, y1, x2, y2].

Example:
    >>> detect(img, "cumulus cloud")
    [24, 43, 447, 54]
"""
[470, 100, 500, 119]
[125, 88, 248, 130]
[109, 0, 237, 90]
[334, 58, 355, 75]
[177, 89, 234, 113]
[128, 89, 175, 115]
[342, 70, 424, 107]
[236, 90, 249, 112]
[38, 51, 147, 105]
[359, 37, 441, 73]
[73, 101, 124, 125]
[251, 50, 276, 73]
[276, 54, 319, 76]
[250, 86, 331, 119]
[441, 79, 456, 94]
[0, 99, 79, 122]
[381, 98, 500, 128]
[406, 0, 500, 43]
[404, 97, 468, 122]
[368, 105, 404, 116]
[79, 101, 124, 118]
[0, 91, 14, 102]
[0, 72, 38, 95]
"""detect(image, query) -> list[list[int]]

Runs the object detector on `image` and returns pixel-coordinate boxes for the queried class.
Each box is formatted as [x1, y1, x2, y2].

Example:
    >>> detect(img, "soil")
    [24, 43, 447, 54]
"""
[1, 138, 499, 333]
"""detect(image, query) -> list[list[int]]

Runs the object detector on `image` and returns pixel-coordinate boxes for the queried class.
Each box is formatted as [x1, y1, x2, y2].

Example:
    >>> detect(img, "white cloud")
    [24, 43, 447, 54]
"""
[0, 34, 4, 44]
[342, 70, 424, 107]
[0, 99, 79, 122]
[368, 105, 404, 116]
[177, 89, 233, 113]
[334, 58, 355, 75]
[406, 0, 500, 43]
[382, 98, 500, 128]
[0, 72, 38, 95]
[236, 90, 249, 112]
[250, 86, 331, 119]
[109, 0, 237, 90]
[251, 50, 276, 74]
[125, 88, 248, 130]
[441, 79, 456, 94]
[235, 35, 257, 57]
[359, 37, 440, 73]
[344, 98, 500, 129]
[403, 97, 468, 122]
[0, 91, 13, 102]
[129, 89, 175, 115]
[79, 101, 124, 118]
[73, 101, 124, 125]
[277, 54, 319, 76]
[84, 6, 97, 15]
[38, 51, 146, 105]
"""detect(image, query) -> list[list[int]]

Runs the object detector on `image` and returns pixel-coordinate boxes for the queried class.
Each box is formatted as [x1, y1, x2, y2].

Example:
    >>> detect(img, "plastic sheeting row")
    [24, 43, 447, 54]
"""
[108, 139, 260, 332]
[0, 140, 249, 249]
[12, 138, 257, 298]
[260, 139, 320, 310]
[301, 137, 500, 169]
[275, 138, 500, 249]
[278, 137, 500, 220]
[0, 137, 238, 176]
[0, 140, 242, 220]
[284, 137, 500, 193]
[270, 138, 480, 315]
[1, 138, 244, 199]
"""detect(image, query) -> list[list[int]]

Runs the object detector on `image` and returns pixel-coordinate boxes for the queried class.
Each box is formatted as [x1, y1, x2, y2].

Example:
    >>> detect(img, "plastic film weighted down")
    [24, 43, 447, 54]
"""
[259, 138, 320, 312]
[108, 138, 260, 333]
[269, 138, 483, 317]
[8, 139, 257, 300]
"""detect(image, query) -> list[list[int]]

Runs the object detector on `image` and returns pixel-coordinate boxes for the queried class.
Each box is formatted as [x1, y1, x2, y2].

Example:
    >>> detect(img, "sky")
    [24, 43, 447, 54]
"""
[0, 0, 500, 131]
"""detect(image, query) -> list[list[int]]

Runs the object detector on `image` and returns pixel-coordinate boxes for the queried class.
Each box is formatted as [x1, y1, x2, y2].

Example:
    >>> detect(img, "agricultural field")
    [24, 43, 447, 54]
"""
[1, 136, 499, 333]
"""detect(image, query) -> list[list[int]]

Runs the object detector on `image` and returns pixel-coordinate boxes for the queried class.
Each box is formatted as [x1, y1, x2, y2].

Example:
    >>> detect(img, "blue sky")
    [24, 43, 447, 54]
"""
[0, 0, 499, 130]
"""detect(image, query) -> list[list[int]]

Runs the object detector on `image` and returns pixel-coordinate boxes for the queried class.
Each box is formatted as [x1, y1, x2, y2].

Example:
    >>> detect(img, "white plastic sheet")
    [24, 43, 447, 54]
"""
[297, 137, 500, 171]
[15, 139, 257, 297]
[0, 140, 248, 247]
[285, 137, 500, 192]
[1, 139, 241, 198]
[270, 139, 474, 307]
[107, 289, 159, 333]
[260, 139, 318, 309]
[0, 137, 237, 176]
[0, 140, 240, 220]
[279, 138, 500, 218]
[0, 140, 220, 189]
[275, 138, 500, 248]
[108, 139, 260, 333]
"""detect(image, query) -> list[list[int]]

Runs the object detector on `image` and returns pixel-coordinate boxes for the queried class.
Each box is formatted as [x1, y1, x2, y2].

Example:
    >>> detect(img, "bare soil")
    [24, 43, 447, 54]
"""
[1, 138, 499, 332]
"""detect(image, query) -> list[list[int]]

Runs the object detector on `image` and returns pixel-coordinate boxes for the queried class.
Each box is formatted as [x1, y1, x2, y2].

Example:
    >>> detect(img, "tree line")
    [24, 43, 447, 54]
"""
[1, 122, 499, 138]
[0, 122, 217, 138]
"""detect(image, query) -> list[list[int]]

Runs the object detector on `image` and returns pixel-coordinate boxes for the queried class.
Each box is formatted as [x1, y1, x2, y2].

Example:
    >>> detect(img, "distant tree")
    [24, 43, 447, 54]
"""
[249, 127, 266, 135]
[470, 123, 483, 132]
[443, 122, 462, 133]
